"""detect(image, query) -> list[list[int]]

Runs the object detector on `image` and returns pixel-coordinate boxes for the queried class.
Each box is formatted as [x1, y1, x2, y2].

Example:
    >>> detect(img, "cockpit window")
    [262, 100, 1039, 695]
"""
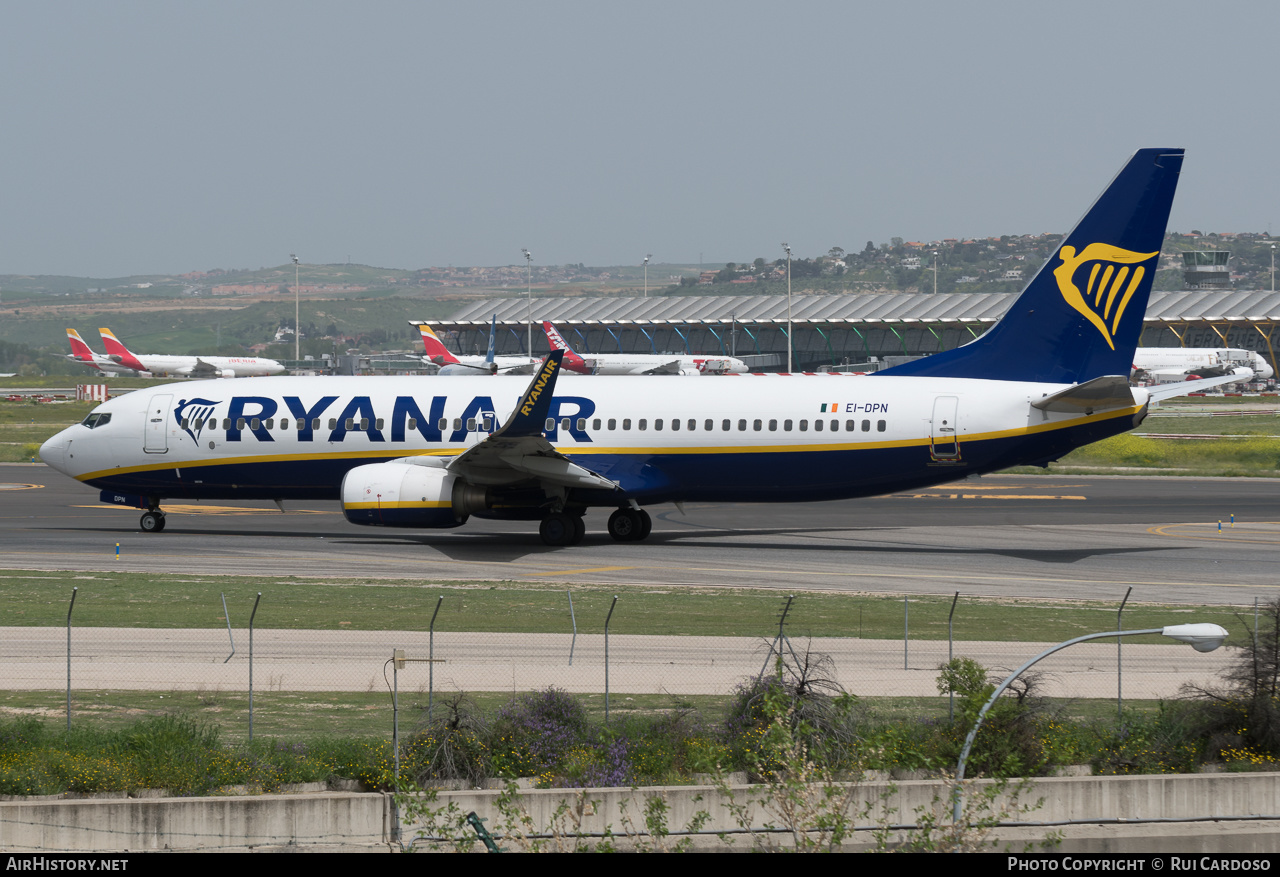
[81, 413, 111, 429]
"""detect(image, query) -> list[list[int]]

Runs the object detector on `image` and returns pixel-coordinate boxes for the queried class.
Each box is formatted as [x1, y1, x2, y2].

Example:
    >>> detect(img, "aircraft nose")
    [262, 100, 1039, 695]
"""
[39, 431, 69, 472]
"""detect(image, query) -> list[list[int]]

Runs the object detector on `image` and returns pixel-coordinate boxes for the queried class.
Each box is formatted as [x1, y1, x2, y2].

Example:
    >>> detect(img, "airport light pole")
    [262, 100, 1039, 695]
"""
[933, 250, 939, 295]
[522, 248, 533, 356]
[644, 254, 651, 298]
[782, 243, 792, 372]
[291, 254, 300, 363]
[1271, 244, 1275, 294]
[953, 622, 1227, 823]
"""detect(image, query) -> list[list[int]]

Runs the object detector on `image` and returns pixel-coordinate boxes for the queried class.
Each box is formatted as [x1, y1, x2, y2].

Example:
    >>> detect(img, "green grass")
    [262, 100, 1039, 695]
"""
[0, 570, 1247, 645]
[1, 689, 741, 741]
[1138, 412, 1280, 436]
[1053, 432, 1280, 475]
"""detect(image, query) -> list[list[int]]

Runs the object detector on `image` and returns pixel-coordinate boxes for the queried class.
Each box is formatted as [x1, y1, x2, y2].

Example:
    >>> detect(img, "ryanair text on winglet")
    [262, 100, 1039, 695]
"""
[520, 358, 559, 416]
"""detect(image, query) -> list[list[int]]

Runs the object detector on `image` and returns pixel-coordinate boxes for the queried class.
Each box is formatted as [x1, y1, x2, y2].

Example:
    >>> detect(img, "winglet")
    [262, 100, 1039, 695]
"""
[497, 350, 565, 437]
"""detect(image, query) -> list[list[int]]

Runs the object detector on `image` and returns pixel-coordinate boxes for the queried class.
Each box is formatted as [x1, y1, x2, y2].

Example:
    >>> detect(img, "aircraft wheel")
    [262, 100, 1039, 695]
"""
[140, 511, 165, 533]
[539, 512, 576, 547]
[637, 509, 652, 541]
[570, 514, 586, 545]
[608, 508, 641, 542]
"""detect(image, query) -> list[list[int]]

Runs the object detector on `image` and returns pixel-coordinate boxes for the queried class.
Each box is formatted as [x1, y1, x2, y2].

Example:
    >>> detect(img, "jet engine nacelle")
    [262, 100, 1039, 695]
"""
[218, 368, 237, 378]
[340, 462, 488, 528]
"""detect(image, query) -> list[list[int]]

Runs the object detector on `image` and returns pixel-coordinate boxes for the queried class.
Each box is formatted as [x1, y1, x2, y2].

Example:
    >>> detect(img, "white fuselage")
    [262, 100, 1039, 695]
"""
[125, 354, 287, 378]
[40, 372, 1146, 506]
[575, 353, 749, 376]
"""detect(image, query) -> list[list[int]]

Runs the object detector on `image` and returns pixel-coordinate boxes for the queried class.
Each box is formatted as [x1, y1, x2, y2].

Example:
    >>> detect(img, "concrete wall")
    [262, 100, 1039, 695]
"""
[3, 773, 1279, 853]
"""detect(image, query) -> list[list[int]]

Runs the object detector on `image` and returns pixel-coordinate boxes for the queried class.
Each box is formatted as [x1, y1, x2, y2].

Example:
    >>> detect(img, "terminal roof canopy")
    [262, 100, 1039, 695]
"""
[438, 291, 1280, 327]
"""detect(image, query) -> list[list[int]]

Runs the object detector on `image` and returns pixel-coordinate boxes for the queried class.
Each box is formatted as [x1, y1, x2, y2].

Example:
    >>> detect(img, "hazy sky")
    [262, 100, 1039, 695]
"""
[3, 1, 1278, 277]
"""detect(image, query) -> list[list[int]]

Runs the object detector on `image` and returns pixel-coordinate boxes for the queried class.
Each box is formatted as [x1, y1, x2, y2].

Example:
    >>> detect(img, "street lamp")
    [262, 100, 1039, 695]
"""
[290, 254, 300, 363]
[1271, 244, 1275, 294]
[782, 243, 792, 373]
[644, 254, 651, 298]
[522, 248, 533, 357]
[932, 250, 939, 295]
[953, 622, 1228, 822]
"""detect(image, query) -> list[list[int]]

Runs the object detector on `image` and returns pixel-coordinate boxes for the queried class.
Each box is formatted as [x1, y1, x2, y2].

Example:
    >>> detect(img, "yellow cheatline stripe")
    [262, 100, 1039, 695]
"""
[528, 567, 637, 576]
[75, 504, 333, 515]
[343, 501, 450, 509]
[73, 404, 1143, 482]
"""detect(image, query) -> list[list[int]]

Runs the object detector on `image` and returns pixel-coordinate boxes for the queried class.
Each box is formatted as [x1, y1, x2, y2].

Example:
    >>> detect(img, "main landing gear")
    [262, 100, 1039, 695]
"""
[139, 509, 167, 532]
[539, 510, 586, 547]
[538, 506, 652, 547]
[607, 507, 651, 543]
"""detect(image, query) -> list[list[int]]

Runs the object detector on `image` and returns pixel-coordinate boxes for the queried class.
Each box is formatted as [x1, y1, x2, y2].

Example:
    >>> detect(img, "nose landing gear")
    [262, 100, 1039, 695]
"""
[140, 510, 166, 532]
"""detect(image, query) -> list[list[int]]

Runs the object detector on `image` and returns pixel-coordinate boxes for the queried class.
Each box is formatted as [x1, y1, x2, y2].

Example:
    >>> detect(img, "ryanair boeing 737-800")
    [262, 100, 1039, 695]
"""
[41, 149, 1215, 546]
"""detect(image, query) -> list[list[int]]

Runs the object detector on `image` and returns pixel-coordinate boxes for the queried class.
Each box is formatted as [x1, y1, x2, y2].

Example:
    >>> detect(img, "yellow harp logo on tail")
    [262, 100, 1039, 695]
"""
[1053, 243, 1159, 350]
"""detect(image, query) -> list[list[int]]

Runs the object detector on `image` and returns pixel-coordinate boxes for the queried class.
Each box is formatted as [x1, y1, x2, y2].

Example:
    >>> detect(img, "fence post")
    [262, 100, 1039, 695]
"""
[947, 591, 959, 721]
[428, 597, 443, 721]
[568, 590, 577, 666]
[604, 596, 618, 723]
[221, 593, 235, 663]
[1117, 587, 1132, 720]
[903, 596, 909, 670]
[758, 595, 798, 680]
[248, 592, 261, 741]
[66, 587, 77, 731]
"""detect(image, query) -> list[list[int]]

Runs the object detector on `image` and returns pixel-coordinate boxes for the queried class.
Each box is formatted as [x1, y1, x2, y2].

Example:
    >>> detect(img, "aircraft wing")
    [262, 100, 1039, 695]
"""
[641, 360, 683, 375]
[446, 350, 618, 491]
[183, 358, 222, 378]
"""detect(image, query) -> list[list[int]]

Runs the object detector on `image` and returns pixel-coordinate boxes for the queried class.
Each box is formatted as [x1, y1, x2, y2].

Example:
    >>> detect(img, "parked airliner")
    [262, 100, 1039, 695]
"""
[543, 321, 748, 375]
[42, 149, 1218, 546]
[96, 328, 286, 379]
[1132, 347, 1272, 383]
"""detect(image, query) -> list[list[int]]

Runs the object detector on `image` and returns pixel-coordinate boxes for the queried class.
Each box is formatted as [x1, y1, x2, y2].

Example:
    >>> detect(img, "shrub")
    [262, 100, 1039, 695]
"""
[724, 646, 863, 778]
[1184, 599, 1280, 763]
[489, 688, 590, 783]
[403, 693, 489, 788]
[936, 658, 1049, 778]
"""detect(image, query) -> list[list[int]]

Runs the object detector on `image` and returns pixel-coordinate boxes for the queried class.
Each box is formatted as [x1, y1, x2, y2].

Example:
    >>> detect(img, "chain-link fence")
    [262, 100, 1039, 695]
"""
[0, 586, 1258, 737]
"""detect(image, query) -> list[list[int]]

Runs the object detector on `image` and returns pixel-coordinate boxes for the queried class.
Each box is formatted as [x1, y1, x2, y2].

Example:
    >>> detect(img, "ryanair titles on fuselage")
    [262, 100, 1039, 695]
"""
[174, 391, 596, 445]
[170, 388, 894, 448]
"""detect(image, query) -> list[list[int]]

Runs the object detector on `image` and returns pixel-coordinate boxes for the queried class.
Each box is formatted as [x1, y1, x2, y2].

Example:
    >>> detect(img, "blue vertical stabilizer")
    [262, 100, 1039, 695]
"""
[874, 148, 1183, 384]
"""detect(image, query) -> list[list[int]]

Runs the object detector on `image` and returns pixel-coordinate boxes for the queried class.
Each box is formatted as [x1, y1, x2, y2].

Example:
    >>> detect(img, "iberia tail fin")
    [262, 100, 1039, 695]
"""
[97, 328, 148, 372]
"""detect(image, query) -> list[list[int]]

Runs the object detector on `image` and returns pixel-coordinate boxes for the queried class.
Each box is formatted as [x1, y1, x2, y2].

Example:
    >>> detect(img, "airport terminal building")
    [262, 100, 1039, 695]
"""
[429, 289, 1280, 373]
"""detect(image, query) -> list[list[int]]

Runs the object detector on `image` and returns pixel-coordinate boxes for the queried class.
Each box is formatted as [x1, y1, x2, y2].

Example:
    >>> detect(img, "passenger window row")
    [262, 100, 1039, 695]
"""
[177, 414, 888, 436]
[584, 417, 888, 433]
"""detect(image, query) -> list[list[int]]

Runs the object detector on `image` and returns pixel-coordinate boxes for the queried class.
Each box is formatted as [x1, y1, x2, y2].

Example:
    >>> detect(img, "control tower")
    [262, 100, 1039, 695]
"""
[1182, 251, 1231, 289]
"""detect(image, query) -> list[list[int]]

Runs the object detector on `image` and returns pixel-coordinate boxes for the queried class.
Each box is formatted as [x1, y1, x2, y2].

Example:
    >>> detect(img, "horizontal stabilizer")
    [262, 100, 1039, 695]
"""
[1147, 374, 1248, 402]
[1031, 375, 1135, 413]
